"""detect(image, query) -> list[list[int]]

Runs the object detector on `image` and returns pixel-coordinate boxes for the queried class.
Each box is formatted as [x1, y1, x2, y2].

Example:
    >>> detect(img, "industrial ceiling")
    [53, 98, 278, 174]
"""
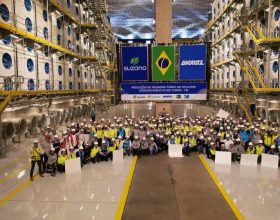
[107, 0, 212, 40]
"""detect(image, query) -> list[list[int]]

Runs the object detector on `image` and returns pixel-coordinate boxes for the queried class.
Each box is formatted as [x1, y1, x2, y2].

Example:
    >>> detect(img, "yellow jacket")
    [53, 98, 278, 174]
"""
[90, 147, 99, 158]
[30, 147, 43, 161]
[58, 155, 68, 165]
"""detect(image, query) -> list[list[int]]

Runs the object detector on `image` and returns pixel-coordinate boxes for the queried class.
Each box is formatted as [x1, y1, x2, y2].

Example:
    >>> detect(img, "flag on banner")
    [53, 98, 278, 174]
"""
[152, 45, 175, 81]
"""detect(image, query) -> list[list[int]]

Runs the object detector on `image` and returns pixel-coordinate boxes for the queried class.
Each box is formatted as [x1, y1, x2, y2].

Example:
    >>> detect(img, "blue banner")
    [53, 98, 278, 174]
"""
[179, 44, 207, 80]
[121, 46, 148, 81]
[121, 82, 207, 101]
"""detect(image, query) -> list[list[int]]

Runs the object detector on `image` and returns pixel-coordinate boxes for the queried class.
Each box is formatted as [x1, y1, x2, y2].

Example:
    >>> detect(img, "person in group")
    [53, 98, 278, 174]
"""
[52, 135, 61, 156]
[90, 142, 100, 163]
[30, 140, 44, 181]
[47, 147, 57, 176]
[68, 128, 79, 149]
[209, 142, 216, 160]
[41, 134, 52, 173]
[122, 136, 131, 156]
[90, 107, 96, 122]
[255, 140, 264, 163]
[99, 140, 109, 161]
[148, 137, 158, 155]
[263, 128, 273, 153]
[68, 146, 76, 159]
[57, 149, 68, 173]
[236, 138, 244, 161]
[117, 124, 126, 139]
[246, 142, 255, 154]
[141, 137, 149, 155]
[76, 146, 85, 167]
[131, 136, 141, 156]
[108, 138, 117, 161]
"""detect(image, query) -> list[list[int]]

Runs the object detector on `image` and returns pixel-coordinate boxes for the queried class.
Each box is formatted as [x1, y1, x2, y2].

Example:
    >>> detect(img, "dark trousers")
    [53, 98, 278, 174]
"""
[41, 153, 48, 172]
[92, 116, 96, 122]
[57, 164, 65, 173]
[30, 160, 43, 177]
[183, 146, 191, 156]
[132, 148, 141, 157]
[100, 153, 108, 161]
[47, 163, 56, 176]
[257, 155, 262, 164]
[232, 153, 238, 162]
[108, 152, 113, 161]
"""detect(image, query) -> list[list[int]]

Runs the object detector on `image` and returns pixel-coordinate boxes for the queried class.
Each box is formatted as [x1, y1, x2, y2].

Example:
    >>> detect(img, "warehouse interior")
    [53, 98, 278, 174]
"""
[0, 0, 279, 220]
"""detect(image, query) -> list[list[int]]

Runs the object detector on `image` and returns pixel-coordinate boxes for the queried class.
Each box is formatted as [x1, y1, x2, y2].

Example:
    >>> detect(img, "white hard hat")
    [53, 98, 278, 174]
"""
[160, 135, 163, 138]
[249, 142, 253, 146]
[135, 136, 138, 139]
[63, 131, 67, 135]
[61, 149, 66, 152]
[207, 137, 211, 140]
[102, 140, 106, 144]
[118, 136, 122, 139]
[200, 136, 204, 139]
[33, 140, 38, 143]
[142, 137, 146, 140]
[71, 123, 75, 126]
[70, 146, 74, 150]
[210, 142, 214, 145]
[227, 126, 230, 130]
[79, 146, 83, 150]
[94, 142, 98, 145]
[151, 137, 154, 141]
[189, 132, 193, 136]
[112, 138, 116, 142]
[71, 129, 75, 132]
[271, 144, 276, 149]
[258, 140, 263, 144]
[226, 134, 230, 138]
[236, 138, 240, 141]
[171, 135, 175, 138]
[54, 135, 59, 138]
[50, 147, 55, 151]
[81, 123, 84, 126]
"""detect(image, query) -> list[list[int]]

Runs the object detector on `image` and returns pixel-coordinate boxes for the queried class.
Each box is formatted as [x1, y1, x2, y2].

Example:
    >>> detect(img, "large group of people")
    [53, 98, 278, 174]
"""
[30, 113, 280, 181]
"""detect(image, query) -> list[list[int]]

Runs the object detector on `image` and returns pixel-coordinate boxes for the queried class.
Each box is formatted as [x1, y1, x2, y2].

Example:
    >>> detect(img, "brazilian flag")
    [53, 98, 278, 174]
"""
[152, 45, 175, 81]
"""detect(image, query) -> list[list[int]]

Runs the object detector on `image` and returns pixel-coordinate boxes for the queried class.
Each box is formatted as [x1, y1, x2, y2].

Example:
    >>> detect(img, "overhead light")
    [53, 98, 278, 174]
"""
[10, 34, 19, 39]
[34, 43, 41, 47]
[128, 40, 133, 44]
[146, 40, 151, 44]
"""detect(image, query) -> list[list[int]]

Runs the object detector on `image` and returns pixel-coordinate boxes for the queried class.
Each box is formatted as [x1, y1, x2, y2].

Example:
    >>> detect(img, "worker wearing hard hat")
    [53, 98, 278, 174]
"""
[255, 140, 264, 163]
[122, 135, 131, 156]
[148, 137, 158, 156]
[30, 140, 44, 181]
[90, 107, 96, 122]
[76, 146, 85, 167]
[263, 128, 273, 153]
[131, 136, 141, 156]
[235, 138, 245, 161]
[57, 149, 68, 173]
[246, 142, 255, 154]
[47, 147, 57, 176]
[140, 137, 149, 155]
[99, 140, 109, 161]
[68, 146, 76, 159]
[90, 142, 100, 163]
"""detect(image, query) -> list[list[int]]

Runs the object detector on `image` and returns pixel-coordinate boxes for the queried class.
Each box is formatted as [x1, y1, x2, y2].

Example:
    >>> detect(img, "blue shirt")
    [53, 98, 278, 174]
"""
[240, 130, 248, 142]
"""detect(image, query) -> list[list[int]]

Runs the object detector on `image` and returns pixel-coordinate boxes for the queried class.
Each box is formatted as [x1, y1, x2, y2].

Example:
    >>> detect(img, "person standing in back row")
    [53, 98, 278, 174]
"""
[90, 108, 96, 122]
[30, 140, 44, 181]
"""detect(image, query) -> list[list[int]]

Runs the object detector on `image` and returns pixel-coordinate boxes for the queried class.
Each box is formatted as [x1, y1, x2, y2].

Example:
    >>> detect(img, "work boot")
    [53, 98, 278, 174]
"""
[30, 177, 34, 181]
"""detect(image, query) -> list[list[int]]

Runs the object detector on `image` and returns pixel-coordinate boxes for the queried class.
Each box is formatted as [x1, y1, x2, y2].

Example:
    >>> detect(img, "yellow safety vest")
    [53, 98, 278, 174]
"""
[272, 135, 278, 144]
[30, 147, 42, 161]
[182, 137, 188, 143]
[196, 126, 203, 132]
[96, 130, 103, 139]
[263, 134, 272, 146]
[69, 152, 76, 159]
[109, 144, 117, 152]
[255, 145, 264, 155]
[125, 127, 131, 136]
[165, 127, 172, 133]
[175, 136, 181, 144]
[246, 148, 255, 154]
[108, 129, 116, 138]
[90, 147, 99, 158]
[103, 130, 109, 137]
[184, 126, 190, 132]
[189, 137, 197, 147]
[210, 149, 216, 155]
[58, 155, 68, 165]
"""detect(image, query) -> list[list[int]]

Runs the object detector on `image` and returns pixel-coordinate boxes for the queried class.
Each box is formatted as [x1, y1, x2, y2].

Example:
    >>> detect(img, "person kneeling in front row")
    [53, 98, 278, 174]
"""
[90, 142, 100, 163]
[47, 147, 57, 176]
[57, 149, 68, 173]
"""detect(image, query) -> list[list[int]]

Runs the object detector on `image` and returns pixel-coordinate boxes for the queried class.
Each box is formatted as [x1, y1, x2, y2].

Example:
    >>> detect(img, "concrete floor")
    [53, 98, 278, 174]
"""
[123, 153, 236, 220]
[205, 157, 280, 220]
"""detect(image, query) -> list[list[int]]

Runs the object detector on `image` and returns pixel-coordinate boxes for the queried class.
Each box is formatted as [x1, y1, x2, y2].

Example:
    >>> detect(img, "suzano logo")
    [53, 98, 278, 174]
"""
[130, 57, 139, 65]
[124, 57, 147, 71]
[181, 60, 204, 66]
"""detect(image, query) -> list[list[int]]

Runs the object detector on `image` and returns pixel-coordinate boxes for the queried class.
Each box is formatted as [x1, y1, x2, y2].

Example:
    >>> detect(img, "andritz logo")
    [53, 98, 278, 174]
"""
[181, 60, 204, 66]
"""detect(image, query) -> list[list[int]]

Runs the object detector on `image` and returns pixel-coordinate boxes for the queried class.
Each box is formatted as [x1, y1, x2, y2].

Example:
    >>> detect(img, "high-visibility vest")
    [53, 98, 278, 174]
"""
[272, 135, 278, 144]
[58, 155, 68, 165]
[184, 126, 190, 132]
[263, 134, 272, 146]
[165, 127, 172, 133]
[125, 128, 131, 136]
[175, 136, 181, 144]
[103, 130, 109, 137]
[189, 137, 197, 146]
[210, 149, 216, 155]
[96, 130, 103, 139]
[69, 152, 76, 159]
[109, 129, 116, 138]
[109, 143, 117, 152]
[255, 145, 264, 155]
[92, 127, 97, 133]
[30, 147, 42, 161]
[196, 126, 203, 132]
[90, 147, 99, 158]
[182, 137, 188, 143]
[246, 148, 255, 154]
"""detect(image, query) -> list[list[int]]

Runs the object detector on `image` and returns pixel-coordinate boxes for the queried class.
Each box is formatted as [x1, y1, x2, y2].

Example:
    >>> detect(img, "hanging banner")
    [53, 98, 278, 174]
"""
[121, 46, 149, 81]
[179, 44, 207, 80]
[121, 82, 207, 101]
[152, 45, 175, 81]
